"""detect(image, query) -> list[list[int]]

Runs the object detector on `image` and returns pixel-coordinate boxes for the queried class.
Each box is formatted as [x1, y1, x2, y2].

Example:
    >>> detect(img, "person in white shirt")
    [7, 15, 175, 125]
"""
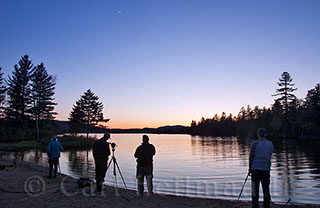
[249, 128, 274, 208]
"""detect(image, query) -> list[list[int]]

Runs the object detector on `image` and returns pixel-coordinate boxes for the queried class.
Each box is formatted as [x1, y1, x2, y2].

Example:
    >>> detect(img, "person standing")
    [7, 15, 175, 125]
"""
[47, 136, 64, 179]
[134, 135, 156, 196]
[93, 132, 111, 192]
[249, 128, 274, 208]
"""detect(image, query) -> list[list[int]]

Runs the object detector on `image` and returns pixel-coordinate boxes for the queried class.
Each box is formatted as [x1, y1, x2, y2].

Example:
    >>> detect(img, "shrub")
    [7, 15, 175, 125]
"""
[41, 135, 95, 150]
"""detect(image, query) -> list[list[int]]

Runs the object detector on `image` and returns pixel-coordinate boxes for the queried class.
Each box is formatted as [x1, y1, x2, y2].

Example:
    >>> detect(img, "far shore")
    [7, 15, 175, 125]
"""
[0, 155, 318, 208]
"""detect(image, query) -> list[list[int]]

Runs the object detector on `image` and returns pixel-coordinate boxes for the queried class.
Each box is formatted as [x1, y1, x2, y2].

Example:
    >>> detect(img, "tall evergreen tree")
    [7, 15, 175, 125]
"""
[304, 83, 320, 125]
[305, 84, 320, 110]
[6, 55, 33, 122]
[69, 89, 108, 138]
[0, 67, 7, 119]
[273, 72, 297, 113]
[30, 63, 57, 142]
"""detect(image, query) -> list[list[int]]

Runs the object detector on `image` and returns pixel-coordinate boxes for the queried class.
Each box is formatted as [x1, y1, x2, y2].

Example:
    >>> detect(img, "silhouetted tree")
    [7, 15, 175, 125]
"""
[237, 106, 246, 121]
[253, 105, 261, 120]
[304, 83, 320, 122]
[0, 67, 6, 119]
[245, 105, 254, 120]
[273, 72, 297, 114]
[30, 63, 57, 142]
[6, 55, 33, 123]
[303, 84, 320, 135]
[69, 89, 108, 138]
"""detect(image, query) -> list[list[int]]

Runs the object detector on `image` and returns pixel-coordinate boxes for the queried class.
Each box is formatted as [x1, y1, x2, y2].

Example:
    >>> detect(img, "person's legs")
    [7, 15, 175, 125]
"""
[94, 159, 100, 180]
[136, 166, 144, 196]
[95, 158, 107, 191]
[146, 175, 153, 195]
[145, 165, 153, 195]
[251, 170, 261, 208]
[99, 159, 108, 191]
[261, 171, 271, 208]
[48, 159, 53, 178]
[53, 159, 58, 178]
[137, 176, 144, 195]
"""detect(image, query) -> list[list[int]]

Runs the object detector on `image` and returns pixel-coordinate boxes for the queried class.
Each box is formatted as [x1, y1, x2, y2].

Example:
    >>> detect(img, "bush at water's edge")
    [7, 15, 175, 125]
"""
[0, 135, 95, 151]
[41, 135, 95, 150]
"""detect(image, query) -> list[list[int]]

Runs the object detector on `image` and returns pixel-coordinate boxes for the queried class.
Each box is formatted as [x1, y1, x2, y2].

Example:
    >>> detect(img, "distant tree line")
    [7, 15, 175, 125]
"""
[0, 55, 57, 142]
[190, 72, 320, 138]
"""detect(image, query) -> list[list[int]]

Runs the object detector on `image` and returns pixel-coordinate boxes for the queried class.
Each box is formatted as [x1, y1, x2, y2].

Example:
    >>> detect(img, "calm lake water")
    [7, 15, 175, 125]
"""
[4, 134, 320, 205]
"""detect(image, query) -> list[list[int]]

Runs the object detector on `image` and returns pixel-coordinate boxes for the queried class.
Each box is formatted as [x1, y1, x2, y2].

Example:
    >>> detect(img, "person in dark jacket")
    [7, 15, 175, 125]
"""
[134, 135, 156, 196]
[47, 136, 64, 179]
[93, 132, 111, 192]
[249, 128, 274, 208]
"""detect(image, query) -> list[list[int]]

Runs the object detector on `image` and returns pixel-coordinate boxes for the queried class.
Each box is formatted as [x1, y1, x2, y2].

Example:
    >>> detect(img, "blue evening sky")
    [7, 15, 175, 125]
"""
[0, 0, 319, 128]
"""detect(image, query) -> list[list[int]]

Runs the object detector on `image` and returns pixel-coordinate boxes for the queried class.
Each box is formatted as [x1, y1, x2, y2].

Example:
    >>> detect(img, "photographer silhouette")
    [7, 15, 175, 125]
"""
[134, 135, 156, 196]
[92, 132, 111, 192]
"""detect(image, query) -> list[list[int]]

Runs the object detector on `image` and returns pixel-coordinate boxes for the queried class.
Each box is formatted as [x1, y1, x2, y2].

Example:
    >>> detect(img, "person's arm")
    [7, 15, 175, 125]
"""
[249, 142, 256, 174]
[60, 143, 64, 152]
[152, 145, 156, 156]
[106, 143, 111, 157]
[134, 146, 140, 158]
[269, 142, 274, 167]
[92, 142, 97, 158]
[47, 142, 51, 157]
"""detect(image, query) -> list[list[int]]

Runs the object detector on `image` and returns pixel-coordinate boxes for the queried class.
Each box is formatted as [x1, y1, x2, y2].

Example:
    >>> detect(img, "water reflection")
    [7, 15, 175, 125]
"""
[2, 134, 320, 205]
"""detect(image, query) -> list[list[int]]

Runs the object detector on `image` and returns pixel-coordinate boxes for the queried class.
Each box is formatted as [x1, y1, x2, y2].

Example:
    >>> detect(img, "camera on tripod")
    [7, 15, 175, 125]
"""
[110, 142, 116, 151]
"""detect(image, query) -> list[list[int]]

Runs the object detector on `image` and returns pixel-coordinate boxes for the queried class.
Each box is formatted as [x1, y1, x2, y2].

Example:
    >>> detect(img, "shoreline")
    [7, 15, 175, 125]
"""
[0, 156, 318, 208]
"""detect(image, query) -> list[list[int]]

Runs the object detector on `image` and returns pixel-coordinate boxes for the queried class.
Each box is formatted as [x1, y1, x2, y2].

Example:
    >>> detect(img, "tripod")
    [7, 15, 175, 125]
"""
[106, 147, 128, 190]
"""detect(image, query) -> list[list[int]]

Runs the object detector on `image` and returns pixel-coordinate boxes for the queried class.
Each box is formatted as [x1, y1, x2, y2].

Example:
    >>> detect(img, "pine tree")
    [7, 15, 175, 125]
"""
[0, 67, 7, 119]
[270, 99, 284, 133]
[304, 83, 320, 125]
[6, 55, 33, 122]
[69, 89, 108, 138]
[305, 84, 320, 110]
[273, 72, 297, 113]
[30, 63, 57, 142]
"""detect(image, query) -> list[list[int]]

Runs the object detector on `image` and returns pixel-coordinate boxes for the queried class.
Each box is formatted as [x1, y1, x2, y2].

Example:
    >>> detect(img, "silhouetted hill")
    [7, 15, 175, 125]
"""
[53, 120, 70, 133]
[110, 125, 189, 134]
[53, 120, 107, 134]
[53, 120, 190, 134]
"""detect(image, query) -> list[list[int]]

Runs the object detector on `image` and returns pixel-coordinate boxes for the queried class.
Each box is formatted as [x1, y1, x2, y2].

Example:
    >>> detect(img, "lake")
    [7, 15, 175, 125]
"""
[4, 134, 320, 205]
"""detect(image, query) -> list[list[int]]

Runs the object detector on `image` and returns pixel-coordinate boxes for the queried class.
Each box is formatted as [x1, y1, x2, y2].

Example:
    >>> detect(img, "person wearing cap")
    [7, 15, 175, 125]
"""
[47, 136, 64, 179]
[93, 132, 111, 192]
[134, 135, 156, 196]
[249, 128, 274, 208]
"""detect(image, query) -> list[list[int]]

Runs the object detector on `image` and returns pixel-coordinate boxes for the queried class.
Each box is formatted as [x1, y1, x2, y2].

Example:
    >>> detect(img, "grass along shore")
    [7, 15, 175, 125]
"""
[0, 135, 95, 151]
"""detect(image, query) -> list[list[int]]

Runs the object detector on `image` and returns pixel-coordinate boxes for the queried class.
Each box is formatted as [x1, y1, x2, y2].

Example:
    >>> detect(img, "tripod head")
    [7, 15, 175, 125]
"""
[110, 142, 117, 152]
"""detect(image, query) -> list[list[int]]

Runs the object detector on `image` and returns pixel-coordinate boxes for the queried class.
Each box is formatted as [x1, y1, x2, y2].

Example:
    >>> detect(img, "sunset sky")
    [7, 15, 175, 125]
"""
[0, 0, 319, 128]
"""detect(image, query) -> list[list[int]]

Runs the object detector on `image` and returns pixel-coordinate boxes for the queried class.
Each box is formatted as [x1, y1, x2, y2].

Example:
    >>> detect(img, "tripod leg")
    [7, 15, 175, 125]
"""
[112, 159, 120, 196]
[238, 173, 249, 201]
[106, 158, 113, 173]
[114, 170, 120, 196]
[115, 160, 128, 190]
[96, 158, 113, 192]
